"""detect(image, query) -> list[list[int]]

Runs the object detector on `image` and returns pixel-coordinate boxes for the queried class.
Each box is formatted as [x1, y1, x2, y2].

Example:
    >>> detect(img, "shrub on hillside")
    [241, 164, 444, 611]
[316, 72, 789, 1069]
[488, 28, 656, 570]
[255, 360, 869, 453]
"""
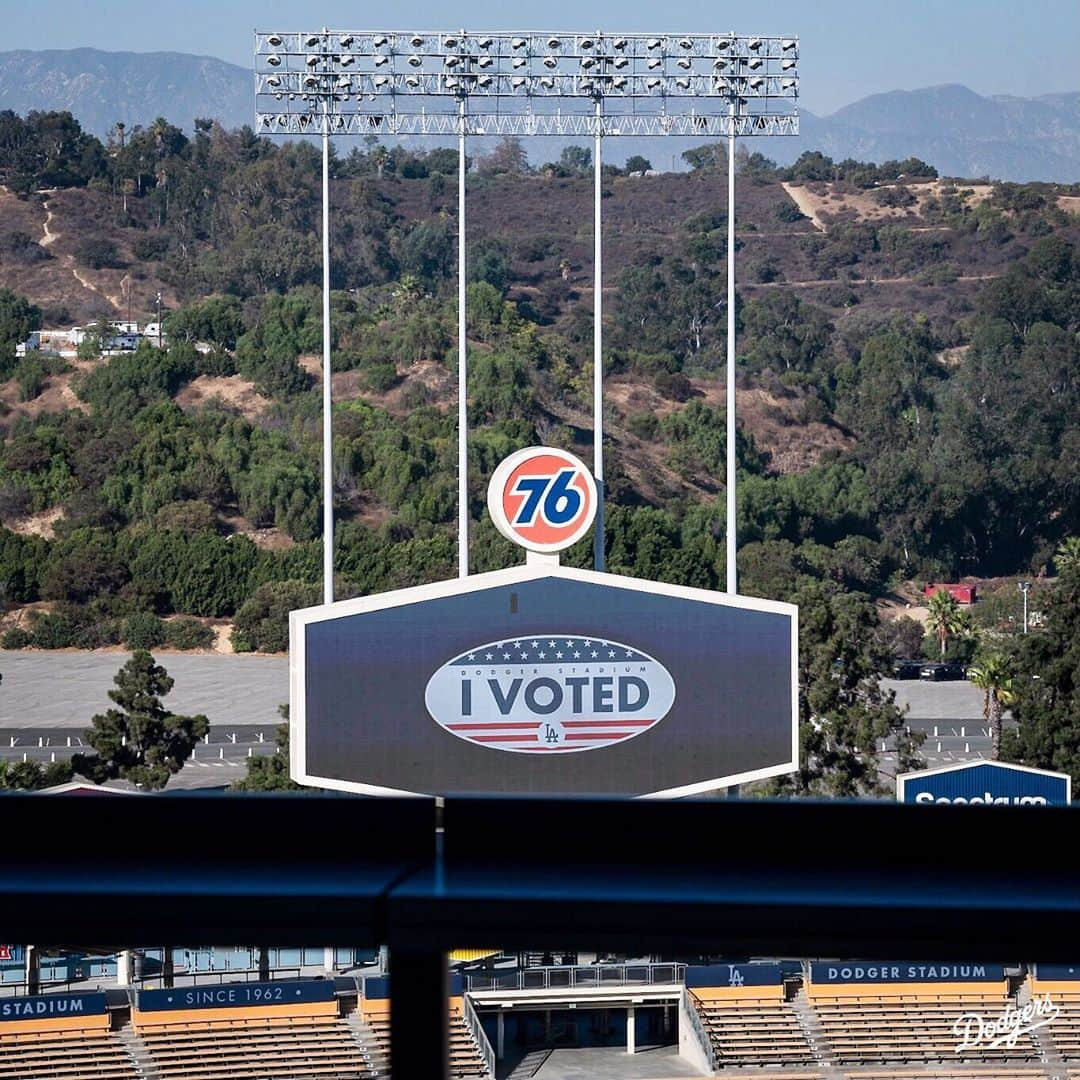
[131, 234, 170, 261]
[231, 580, 319, 653]
[164, 617, 215, 651]
[75, 237, 125, 270]
[1, 626, 32, 649]
[122, 611, 166, 649]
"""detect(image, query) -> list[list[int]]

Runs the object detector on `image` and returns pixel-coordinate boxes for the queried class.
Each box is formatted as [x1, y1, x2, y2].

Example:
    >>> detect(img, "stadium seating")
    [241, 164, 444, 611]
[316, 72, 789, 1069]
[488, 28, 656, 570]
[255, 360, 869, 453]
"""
[132, 1014, 375, 1079]
[359, 997, 490, 1079]
[0, 1027, 138, 1079]
[689, 988, 818, 1068]
[808, 989, 1040, 1065]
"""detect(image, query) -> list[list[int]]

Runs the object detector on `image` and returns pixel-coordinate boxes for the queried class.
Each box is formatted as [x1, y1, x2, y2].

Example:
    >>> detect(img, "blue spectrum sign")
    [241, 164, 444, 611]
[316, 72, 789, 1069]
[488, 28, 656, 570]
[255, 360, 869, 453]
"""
[0, 992, 107, 1021]
[137, 979, 333, 1012]
[897, 761, 1070, 806]
[686, 963, 784, 988]
[810, 963, 1005, 985]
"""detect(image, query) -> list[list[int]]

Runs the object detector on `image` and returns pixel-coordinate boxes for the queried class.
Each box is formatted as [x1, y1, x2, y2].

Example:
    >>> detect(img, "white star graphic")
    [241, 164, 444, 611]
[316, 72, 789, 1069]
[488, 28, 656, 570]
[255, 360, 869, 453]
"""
[573, 651, 581, 659]
[565, 640, 574, 647]
[556, 651, 564, 659]
[591, 651, 598, 658]
[583, 639, 592, 647]
[530, 640, 539, 648]
[485, 653, 493, 660]
[502, 653, 511, 660]
[538, 651, 546, 659]
[548, 640, 556, 648]
[608, 650, 616, 657]
[467, 653, 475, 661]
[625, 650, 633, 657]
[513, 641, 522, 649]
[520, 652, 529, 659]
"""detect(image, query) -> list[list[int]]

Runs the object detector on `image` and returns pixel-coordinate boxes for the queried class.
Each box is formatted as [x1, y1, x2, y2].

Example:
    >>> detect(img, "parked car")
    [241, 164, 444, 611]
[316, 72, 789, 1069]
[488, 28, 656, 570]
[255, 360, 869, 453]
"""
[919, 662, 967, 681]
[892, 660, 923, 680]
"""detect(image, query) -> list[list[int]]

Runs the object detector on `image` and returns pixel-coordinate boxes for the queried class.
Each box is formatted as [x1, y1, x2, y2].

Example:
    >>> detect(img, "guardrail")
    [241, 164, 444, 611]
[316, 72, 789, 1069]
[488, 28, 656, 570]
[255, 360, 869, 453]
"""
[680, 986, 715, 1072]
[466, 961, 685, 992]
[462, 992, 496, 1078]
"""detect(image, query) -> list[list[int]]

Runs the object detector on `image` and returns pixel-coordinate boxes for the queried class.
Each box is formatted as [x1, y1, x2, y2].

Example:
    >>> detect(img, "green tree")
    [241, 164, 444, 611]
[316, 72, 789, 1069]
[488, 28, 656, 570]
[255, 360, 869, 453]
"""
[1002, 564, 1080, 782]
[73, 651, 209, 789]
[1056, 537, 1080, 573]
[968, 654, 1016, 759]
[624, 155, 652, 174]
[0, 759, 73, 790]
[925, 589, 966, 659]
[231, 706, 302, 791]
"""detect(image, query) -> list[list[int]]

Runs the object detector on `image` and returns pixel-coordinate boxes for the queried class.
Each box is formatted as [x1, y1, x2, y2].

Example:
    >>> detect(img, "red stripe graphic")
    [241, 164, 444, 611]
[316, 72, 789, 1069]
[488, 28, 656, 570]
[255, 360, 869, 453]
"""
[562, 719, 656, 727]
[470, 734, 547, 743]
[447, 722, 541, 731]
[565, 732, 634, 741]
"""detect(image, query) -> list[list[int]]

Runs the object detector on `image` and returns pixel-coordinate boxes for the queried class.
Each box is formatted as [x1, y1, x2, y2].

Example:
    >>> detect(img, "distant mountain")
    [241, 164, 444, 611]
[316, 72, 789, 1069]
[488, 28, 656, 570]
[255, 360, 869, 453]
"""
[781, 85, 1080, 181]
[0, 50, 1076, 181]
[0, 48, 251, 137]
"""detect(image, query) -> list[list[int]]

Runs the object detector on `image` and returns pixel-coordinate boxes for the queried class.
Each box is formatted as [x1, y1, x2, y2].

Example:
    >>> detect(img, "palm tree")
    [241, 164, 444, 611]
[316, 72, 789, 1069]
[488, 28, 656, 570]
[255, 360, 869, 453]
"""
[1056, 536, 1080, 574]
[925, 589, 966, 659]
[968, 654, 1016, 759]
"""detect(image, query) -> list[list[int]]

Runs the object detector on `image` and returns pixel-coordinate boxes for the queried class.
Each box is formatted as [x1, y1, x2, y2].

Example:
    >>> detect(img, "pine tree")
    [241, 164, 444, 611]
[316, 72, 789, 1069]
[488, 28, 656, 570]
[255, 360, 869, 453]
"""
[1002, 564, 1080, 781]
[73, 651, 209, 790]
[231, 706, 302, 792]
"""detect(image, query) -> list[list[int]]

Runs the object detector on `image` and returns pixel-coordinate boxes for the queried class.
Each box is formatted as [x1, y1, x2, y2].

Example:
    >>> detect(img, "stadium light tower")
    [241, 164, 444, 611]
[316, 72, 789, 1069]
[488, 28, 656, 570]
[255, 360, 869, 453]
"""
[255, 29, 799, 592]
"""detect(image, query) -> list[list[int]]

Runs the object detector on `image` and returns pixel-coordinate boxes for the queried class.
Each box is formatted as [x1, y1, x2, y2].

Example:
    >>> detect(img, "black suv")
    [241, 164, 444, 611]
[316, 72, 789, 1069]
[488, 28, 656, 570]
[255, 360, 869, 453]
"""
[919, 662, 967, 681]
[892, 660, 923, 680]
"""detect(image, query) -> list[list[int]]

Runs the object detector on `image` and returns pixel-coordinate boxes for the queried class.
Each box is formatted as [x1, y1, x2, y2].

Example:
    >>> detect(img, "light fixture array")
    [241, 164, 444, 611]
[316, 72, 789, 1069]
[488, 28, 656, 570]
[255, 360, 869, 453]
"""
[255, 30, 799, 137]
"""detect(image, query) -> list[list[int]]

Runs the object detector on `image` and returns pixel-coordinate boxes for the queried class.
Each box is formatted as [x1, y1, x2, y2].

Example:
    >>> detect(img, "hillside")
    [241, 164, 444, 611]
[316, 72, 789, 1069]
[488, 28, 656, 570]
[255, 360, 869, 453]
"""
[0, 109, 1076, 796]
[1, 50, 1078, 180]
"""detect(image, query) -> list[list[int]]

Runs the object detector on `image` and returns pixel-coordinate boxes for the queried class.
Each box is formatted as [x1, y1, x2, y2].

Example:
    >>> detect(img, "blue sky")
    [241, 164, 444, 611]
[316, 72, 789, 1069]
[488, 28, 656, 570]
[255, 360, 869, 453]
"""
[2, 0, 1076, 114]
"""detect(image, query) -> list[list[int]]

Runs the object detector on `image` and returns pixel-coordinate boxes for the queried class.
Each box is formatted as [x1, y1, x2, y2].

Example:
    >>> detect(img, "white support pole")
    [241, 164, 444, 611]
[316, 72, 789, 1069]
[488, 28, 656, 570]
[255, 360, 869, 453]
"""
[458, 98, 468, 579]
[321, 96, 334, 605]
[593, 99, 605, 572]
[627, 1005, 636, 1054]
[725, 100, 737, 596]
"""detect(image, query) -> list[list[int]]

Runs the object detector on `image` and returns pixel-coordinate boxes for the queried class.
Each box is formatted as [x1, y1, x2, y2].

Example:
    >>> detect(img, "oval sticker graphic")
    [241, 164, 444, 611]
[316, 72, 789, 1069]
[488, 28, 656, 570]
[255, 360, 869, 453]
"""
[425, 635, 676, 754]
[487, 447, 597, 553]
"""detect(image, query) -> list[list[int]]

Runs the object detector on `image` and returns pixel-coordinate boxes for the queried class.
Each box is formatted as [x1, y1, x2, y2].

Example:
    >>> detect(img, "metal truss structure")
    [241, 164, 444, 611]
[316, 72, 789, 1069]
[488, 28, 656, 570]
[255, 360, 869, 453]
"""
[254, 30, 799, 138]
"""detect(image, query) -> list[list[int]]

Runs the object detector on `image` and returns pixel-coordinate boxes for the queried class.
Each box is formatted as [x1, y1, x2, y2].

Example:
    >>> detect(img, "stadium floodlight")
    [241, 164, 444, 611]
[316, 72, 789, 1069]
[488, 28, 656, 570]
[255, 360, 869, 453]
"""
[255, 29, 799, 592]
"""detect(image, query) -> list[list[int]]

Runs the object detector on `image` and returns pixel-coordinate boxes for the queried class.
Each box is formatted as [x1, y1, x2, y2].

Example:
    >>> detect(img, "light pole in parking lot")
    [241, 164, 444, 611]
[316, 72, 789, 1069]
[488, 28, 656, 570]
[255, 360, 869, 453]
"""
[1019, 580, 1032, 634]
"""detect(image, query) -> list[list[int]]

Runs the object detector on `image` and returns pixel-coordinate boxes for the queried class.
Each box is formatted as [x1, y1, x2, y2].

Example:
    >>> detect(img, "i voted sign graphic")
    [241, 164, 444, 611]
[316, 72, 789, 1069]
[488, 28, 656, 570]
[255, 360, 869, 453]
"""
[487, 447, 597, 553]
[425, 634, 676, 753]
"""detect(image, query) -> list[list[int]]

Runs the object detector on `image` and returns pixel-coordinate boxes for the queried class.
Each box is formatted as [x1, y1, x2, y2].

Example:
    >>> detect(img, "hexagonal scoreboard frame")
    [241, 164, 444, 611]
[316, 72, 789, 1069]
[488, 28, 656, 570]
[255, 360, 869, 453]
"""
[290, 564, 798, 798]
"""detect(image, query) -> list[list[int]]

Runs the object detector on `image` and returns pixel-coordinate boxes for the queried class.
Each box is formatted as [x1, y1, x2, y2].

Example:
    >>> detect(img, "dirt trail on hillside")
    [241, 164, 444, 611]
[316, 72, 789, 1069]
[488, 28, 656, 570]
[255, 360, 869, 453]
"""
[780, 183, 827, 231]
[38, 190, 122, 312]
[743, 273, 999, 290]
